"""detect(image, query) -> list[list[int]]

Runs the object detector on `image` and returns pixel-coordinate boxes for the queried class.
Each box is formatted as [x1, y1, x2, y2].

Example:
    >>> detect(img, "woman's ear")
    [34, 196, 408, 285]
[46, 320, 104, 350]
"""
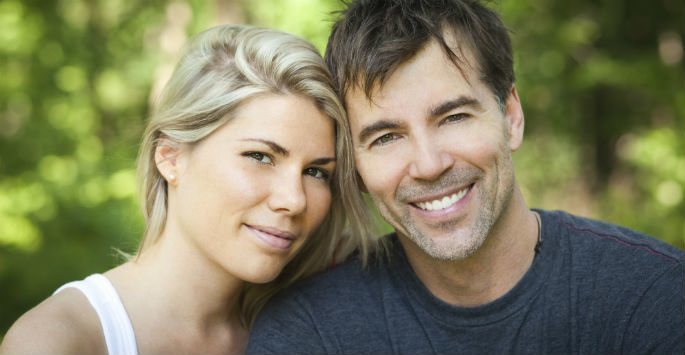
[356, 171, 367, 193]
[155, 139, 181, 186]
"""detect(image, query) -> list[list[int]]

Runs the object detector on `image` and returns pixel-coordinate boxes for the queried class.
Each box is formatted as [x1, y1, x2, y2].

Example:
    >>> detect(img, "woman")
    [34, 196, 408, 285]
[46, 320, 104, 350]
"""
[0, 25, 373, 354]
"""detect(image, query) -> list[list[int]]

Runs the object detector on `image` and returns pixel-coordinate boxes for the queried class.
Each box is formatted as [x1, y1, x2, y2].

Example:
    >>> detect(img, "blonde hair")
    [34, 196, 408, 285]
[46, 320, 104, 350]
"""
[136, 25, 375, 327]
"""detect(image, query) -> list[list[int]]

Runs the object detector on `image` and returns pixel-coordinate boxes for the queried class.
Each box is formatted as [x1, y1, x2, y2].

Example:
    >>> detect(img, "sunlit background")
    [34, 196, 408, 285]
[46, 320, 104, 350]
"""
[1, 0, 683, 336]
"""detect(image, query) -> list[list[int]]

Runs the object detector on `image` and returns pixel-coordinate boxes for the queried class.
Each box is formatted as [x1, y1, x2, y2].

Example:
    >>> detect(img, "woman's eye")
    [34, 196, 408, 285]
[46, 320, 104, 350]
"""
[371, 133, 399, 147]
[244, 152, 273, 164]
[304, 167, 330, 181]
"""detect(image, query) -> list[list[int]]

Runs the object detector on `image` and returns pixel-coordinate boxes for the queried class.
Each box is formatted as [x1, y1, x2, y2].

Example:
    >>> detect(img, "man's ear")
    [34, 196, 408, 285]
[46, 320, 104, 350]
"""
[155, 138, 182, 186]
[505, 85, 525, 152]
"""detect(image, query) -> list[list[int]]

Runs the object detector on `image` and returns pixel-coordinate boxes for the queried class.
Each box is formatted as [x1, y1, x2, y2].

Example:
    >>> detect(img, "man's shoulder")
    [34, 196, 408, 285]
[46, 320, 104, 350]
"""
[541, 210, 685, 353]
[544, 209, 684, 263]
[541, 209, 684, 288]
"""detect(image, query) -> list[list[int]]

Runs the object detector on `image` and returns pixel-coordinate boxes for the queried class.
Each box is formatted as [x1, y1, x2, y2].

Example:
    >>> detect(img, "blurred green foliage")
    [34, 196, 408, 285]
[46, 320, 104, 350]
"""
[1, 0, 683, 336]
[506, 0, 685, 248]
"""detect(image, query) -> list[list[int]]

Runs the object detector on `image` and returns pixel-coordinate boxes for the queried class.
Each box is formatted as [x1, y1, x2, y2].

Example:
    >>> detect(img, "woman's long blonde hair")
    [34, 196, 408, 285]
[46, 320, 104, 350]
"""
[136, 24, 375, 327]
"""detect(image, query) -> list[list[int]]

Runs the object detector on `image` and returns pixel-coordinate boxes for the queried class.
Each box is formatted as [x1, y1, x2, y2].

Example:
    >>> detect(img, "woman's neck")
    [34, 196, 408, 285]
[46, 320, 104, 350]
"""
[105, 230, 248, 353]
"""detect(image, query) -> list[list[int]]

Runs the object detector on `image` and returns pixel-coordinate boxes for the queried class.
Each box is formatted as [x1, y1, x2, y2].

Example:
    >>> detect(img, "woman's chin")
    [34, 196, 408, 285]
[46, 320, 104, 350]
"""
[239, 266, 284, 285]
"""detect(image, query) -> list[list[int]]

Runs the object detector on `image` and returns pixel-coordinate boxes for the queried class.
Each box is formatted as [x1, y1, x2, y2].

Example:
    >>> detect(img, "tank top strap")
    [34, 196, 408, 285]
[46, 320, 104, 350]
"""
[55, 274, 138, 355]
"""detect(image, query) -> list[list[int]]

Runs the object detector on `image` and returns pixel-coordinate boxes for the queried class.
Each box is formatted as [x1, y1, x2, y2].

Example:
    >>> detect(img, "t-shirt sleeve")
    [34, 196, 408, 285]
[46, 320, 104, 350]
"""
[621, 262, 685, 354]
[246, 292, 327, 354]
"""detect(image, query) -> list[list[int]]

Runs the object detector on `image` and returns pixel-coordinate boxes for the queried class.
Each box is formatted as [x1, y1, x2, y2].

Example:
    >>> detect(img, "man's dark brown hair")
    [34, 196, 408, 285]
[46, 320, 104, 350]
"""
[325, 0, 514, 108]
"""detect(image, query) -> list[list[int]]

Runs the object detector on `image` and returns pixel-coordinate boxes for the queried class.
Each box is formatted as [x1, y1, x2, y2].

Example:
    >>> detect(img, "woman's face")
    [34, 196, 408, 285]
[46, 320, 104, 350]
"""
[165, 93, 336, 283]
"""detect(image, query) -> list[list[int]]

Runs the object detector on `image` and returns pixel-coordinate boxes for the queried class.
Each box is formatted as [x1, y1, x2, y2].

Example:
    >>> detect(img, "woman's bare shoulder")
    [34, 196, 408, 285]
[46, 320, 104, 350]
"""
[0, 287, 105, 355]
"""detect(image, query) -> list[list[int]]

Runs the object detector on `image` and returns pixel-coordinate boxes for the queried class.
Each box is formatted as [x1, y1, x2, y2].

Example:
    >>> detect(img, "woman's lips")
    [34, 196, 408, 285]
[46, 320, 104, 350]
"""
[245, 224, 295, 250]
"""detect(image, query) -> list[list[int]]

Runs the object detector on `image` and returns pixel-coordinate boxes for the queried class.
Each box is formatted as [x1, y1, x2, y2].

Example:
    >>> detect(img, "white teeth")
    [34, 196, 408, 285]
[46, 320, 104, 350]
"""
[441, 195, 451, 207]
[415, 187, 469, 211]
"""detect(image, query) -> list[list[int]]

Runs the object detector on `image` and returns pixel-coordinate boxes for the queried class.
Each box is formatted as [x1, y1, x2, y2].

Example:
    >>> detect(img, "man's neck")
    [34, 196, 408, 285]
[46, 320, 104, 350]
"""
[399, 188, 539, 307]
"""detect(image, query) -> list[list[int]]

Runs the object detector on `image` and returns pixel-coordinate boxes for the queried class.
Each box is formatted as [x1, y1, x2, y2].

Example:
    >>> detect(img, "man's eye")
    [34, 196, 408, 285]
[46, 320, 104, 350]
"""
[244, 152, 273, 164]
[304, 167, 330, 181]
[371, 133, 399, 147]
[443, 113, 469, 124]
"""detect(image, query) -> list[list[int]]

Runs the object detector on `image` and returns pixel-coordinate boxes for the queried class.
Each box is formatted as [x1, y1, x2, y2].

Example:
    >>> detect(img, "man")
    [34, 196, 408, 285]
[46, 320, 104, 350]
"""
[247, 0, 685, 353]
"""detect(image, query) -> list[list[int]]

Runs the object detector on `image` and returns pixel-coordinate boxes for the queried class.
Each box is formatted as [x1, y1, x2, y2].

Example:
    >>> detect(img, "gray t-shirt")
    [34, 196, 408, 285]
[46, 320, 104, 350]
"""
[247, 210, 685, 354]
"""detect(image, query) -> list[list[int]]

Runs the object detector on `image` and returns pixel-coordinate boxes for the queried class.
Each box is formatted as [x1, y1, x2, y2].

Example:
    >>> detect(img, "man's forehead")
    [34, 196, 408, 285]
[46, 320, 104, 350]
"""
[345, 34, 479, 101]
[345, 49, 478, 105]
[344, 81, 380, 109]
[343, 84, 380, 126]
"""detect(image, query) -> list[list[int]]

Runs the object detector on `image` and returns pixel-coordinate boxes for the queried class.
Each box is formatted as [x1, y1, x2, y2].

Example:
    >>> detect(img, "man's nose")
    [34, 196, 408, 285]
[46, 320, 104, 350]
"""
[408, 137, 454, 181]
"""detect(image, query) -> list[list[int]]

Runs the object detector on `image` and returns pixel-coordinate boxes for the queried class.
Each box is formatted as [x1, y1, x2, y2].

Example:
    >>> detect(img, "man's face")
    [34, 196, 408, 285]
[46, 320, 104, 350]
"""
[345, 38, 524, 261]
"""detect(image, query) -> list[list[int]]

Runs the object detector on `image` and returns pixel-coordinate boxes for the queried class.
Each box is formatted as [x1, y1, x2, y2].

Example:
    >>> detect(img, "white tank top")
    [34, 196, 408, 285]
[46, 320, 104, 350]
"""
[55, 274, 138, 355]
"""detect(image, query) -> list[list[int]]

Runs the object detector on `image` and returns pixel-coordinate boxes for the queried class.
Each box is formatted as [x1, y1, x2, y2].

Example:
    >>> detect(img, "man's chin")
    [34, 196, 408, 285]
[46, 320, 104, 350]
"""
[421, 242, 479, 261]
[404, 230, 485, 261]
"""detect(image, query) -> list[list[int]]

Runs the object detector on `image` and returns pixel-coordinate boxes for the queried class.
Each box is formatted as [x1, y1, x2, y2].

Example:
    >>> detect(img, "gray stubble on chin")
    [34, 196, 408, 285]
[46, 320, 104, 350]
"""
[405, 200, 494, 261]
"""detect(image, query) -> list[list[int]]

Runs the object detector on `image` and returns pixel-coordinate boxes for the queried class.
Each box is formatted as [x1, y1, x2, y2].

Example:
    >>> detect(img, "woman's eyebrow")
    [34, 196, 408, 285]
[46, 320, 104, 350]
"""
[311, 157, 336, 165]
[239, 138, 289, 156]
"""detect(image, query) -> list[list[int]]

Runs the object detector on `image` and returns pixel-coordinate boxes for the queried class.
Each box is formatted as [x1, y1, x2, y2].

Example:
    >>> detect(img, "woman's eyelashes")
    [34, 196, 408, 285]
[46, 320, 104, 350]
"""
[243, 151, 273, 164]
[243, 151, 331, 182]
[304, 167, 330, 181]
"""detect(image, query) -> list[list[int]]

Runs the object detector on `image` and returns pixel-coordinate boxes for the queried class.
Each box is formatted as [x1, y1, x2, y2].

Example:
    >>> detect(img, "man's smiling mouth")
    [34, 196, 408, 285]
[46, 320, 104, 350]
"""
[413, 185, 472, 211]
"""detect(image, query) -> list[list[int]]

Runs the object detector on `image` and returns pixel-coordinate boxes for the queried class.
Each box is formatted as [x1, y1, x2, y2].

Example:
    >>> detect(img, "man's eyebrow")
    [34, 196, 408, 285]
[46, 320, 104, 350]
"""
[240, 138, 289, 156]
[430, 96, 482, 117]
[357, 119, 402, 145]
